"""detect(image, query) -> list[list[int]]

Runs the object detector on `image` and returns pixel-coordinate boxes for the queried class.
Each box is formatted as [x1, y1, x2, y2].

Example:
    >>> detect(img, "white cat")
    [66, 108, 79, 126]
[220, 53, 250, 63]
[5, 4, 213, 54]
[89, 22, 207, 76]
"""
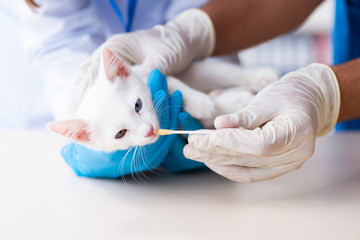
[48, 47, 278, 152]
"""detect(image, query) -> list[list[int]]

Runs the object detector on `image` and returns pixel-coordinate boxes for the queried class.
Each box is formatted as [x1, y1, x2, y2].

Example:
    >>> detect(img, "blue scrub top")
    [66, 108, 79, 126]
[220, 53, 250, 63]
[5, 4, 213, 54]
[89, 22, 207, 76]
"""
[334, 0, 360, 130]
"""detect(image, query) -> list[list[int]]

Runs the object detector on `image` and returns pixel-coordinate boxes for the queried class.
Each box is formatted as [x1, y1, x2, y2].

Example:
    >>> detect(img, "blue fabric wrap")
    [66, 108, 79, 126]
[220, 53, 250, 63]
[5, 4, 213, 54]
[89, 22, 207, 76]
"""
[61, 69, 205, 178]
[334, 0, 360, 130]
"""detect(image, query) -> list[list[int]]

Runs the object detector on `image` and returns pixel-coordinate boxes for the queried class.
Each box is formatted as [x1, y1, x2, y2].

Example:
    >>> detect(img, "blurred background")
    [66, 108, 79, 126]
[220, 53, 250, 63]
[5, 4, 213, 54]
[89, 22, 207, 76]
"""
[0, 0, 334, 130]
[0, 1, 52, 129]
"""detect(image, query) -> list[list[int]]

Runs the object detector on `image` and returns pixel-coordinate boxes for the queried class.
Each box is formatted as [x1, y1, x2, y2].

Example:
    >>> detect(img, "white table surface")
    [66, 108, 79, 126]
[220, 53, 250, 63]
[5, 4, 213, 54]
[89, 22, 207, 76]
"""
[0, 131, 360, 240]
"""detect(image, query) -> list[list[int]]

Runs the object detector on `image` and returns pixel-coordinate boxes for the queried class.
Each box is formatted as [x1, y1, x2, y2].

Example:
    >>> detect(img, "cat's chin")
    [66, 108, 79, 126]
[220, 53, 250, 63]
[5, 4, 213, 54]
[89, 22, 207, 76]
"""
[141, 134, 159, 146]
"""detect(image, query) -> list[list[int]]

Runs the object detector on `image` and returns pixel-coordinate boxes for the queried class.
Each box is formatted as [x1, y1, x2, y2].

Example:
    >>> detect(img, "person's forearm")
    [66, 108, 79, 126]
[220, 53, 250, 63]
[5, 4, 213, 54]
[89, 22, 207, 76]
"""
[331, 58, 360, 122]
[202, 0, 323, 55]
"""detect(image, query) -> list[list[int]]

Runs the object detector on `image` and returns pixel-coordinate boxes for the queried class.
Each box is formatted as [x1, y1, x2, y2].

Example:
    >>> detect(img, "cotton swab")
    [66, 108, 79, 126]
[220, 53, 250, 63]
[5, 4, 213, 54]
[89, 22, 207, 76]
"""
[157, 129, 213, 135]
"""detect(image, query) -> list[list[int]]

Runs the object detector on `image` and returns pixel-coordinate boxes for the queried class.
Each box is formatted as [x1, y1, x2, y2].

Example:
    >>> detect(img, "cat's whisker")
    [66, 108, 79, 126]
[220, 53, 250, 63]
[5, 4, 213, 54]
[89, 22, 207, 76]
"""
[130, 146, 142, 183]
[155, 110, 170, 121]
[154, 105, 176, 119]
[154, 104, 183, 116]
[136, 147, 151, 183]
[154, 107, 170, 119]
[118, 146, 135, 182]
[139, 145, 159, 177]
[152, 94, 168, 111]
[132, 146, 148, 184]
[152, 95, 172, 112]
[134, 147, 143, 183]
[134, 147, 144, 183]
[152, 94, 179, 108]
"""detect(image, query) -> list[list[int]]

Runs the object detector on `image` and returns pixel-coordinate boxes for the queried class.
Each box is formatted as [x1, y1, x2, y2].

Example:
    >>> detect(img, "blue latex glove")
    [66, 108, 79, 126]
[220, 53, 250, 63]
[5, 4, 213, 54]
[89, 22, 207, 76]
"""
[160, 112, 207, 172]
[62, 70, 182, 178]
[141, 70, 206, 172]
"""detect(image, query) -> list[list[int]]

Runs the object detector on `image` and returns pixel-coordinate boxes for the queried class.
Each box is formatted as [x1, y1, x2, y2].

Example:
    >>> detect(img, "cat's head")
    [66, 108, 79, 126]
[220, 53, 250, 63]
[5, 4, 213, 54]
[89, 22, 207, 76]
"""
[48, 47, 159, 152]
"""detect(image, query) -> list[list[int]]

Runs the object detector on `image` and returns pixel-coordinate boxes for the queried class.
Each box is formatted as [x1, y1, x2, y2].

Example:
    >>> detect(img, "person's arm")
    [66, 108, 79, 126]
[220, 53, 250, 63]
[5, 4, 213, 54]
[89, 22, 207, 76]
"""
[202, 0, 323, 55]
[331, 58, 360, 122]
[202, 0, 360, 123]
[69, 0, 323, 86]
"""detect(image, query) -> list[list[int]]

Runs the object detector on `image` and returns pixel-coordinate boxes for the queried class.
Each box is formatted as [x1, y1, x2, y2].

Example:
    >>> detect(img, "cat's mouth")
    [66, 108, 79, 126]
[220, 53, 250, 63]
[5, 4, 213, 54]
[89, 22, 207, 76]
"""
[137, 134, 159, 147]
[148, 133, 159, 141]
[149, 131, 159, 142]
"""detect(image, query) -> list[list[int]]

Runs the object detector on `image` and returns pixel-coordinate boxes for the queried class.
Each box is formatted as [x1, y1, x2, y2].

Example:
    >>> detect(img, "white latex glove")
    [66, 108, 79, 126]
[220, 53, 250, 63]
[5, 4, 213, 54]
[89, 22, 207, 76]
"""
[67, 8, 214, 114]
[184, 63, 341, 182]
[80, 8, 215, 79]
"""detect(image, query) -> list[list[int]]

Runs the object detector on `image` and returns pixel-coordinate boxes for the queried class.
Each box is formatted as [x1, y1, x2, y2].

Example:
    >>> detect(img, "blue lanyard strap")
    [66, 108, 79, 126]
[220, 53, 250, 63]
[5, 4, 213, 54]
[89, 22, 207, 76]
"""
[108, 0, 138, 32]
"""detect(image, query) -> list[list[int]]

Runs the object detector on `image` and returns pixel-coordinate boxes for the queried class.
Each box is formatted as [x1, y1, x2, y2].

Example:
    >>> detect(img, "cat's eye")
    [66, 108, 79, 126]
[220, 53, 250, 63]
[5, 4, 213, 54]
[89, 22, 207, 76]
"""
[115, 129, 127, 139]
[135, 98, 142, 113]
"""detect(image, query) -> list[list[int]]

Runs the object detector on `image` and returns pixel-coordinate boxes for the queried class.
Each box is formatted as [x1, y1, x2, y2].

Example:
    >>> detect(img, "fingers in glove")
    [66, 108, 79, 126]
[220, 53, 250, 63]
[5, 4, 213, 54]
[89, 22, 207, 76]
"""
[184, 144, 311, 168]
[147, 69, 168, 95]
[213, 96, 284, 130]
[106, 34, 145, 65]
[188, 115, 315, 158]
[153, 90, 170, 129]
[205, 160, 305, 183]
[169, 90, 183, 128]
[178, 112, 204, 131]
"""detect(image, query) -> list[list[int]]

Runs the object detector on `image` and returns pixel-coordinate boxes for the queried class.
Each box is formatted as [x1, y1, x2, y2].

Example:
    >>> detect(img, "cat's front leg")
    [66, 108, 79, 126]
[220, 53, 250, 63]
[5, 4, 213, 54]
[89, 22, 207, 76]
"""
[167, 77, 217, 122]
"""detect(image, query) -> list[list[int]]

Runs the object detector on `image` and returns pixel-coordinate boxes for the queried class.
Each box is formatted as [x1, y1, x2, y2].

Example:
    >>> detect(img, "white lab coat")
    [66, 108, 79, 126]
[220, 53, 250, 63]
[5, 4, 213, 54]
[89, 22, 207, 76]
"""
[0, 1, 53, 129]
[0, 0, 209, 129]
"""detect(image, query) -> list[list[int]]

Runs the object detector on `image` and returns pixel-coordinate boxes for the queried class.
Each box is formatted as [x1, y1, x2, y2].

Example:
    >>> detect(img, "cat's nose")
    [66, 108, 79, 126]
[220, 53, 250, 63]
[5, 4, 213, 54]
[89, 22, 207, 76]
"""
[144, 125, 154, 137]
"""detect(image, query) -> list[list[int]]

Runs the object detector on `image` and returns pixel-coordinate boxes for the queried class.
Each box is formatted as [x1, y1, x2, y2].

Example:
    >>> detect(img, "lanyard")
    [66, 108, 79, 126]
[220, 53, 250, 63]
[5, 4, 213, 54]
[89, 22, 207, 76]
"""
[108, 0, 138, 32]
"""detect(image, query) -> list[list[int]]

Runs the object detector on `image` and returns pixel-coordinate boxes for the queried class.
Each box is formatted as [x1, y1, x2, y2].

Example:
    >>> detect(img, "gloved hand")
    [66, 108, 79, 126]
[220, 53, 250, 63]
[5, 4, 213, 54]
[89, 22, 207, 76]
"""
[184, 63, 341, 182]
[62, 70, 195, 178]
[107, 9, 214, 76]
[77, 9, 214, 82]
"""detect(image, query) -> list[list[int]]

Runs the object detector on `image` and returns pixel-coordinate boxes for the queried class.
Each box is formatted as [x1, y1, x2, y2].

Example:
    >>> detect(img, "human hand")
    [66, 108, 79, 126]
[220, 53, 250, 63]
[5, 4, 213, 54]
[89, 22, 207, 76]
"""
[184, 63, 341, 182]
[81, 9, 214, 79]
[108, 8, 214, 76]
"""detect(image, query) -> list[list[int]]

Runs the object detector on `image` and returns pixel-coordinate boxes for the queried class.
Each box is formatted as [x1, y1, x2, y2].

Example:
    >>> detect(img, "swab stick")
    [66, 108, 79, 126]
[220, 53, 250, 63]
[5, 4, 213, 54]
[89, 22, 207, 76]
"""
[157, 129, 213, 135]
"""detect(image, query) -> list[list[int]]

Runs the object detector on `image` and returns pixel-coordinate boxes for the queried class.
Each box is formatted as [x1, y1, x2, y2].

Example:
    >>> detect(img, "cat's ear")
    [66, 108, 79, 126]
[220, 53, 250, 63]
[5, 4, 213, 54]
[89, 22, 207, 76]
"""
[47, 119, 90, 142]
[102, 47, 129, 82]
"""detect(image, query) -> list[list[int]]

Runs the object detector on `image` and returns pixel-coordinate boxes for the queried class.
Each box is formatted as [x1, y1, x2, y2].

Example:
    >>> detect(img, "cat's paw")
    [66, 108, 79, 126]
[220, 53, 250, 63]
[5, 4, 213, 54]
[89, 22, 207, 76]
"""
[183, 94, 217, 120]
[209, 90, 222, 98]
[252, 68, 280, 91]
